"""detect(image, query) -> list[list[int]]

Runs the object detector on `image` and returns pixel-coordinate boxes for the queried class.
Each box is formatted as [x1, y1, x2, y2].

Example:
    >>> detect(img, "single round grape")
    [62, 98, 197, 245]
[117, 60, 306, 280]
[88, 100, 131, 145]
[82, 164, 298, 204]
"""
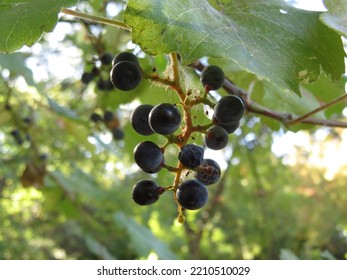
[213, 95, 245, 125]
[149, 103, 181, 135]
[103, 111, 114, 123]
[132, 179, 160, 206]
[133, 141, 163, 173]
[178, 144, 204, 169]
[204, 125, 229, 150]
[111, 127, 124, 140]
[110, 61, 142, 91]
[195, 159, 221, 185]
[100, 53, 113, 65]
[201, 65, 225, 90]
[176, 179, 208, 210]
[81, 72, 94, 85]
[112, 52, 139, 67]
[90, 112, 103, 123]
[130, 104, 154, 136]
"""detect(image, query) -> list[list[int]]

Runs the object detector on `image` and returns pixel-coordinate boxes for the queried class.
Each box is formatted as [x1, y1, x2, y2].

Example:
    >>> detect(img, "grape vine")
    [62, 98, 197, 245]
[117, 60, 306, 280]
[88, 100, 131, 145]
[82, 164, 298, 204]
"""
[108, 51, 245, 223]
[59, 7, 347, 223]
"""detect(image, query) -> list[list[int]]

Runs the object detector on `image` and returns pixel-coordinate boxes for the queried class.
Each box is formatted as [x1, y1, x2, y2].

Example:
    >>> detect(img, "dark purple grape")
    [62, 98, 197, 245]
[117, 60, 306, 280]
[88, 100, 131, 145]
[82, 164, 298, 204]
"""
[213, 95, 245, 125]
[111, 127, 124, 140]
[176, 179, 208, 210]
[204, 125, 229, 150]
[214, 118, 240, 134]
[100, 53, 113, 65]
[195, 159, 221, 185]
[130, 104, 154, 136]
[201, 65, 225, 90]
[112, 52, 139, 67]
[133, 141, 163, 173]
[110, 61, 142, 91]
[103, 111, 114, 123]
[81, 72, 94, 85]
[149, 103, 181, 135]
[132, 179, 160, 205]
[90, 113, 103, 123]
[178, 144, 204, 169]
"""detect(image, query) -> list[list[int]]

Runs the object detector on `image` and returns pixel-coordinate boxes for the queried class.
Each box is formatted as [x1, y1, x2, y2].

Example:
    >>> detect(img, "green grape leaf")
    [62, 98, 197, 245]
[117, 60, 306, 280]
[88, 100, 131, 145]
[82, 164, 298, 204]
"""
[0, 0, 79, 53]
[321, 0, 347, 37]
[125, 0, 345, 95]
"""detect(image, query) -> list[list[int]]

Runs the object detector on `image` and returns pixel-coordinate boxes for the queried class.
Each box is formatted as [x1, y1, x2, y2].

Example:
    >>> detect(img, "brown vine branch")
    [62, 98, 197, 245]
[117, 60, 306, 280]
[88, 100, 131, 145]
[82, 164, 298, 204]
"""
[285, 93, 347, 126]
[190, 61, 347, 129]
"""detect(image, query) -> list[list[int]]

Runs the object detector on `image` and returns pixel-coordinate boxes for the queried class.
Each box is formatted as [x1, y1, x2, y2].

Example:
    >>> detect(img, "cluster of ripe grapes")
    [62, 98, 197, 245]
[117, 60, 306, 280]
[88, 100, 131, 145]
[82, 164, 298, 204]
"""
[90, 110, 124, 141]
[81, 53, 115, 91]
[109, 52, 245, 220]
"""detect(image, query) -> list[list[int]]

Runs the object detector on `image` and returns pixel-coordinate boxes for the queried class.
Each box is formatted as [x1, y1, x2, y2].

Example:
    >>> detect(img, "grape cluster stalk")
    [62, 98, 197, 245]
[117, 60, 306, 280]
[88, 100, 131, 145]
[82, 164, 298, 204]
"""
[110, 52, 245, 223]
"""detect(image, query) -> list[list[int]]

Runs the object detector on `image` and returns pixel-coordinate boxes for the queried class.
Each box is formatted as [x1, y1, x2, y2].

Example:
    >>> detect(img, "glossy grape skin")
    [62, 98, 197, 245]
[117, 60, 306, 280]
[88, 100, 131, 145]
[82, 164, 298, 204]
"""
[214, 117, 240, 134]
[149, 103, 181, 135]
[176, 179, 208, 210]
[110, 61, 142, 91]
[204, 125, 229, 150]
[112, 52, 139, 67]
[195, 159, 221, 185]
[130, 104, 154, 136]
[201, 65, 225, 90]
[133, 141, 163, 173]
[178, 144, 204, 169]
[213, 95, 245, 125]
[132, 179, 160, 205]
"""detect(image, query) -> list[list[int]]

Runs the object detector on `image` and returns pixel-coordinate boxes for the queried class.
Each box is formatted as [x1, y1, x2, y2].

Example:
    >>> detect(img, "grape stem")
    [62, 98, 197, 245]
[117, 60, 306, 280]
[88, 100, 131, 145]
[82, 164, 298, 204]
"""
[60, 8, 131, 31]
[285, 93, 347, 126]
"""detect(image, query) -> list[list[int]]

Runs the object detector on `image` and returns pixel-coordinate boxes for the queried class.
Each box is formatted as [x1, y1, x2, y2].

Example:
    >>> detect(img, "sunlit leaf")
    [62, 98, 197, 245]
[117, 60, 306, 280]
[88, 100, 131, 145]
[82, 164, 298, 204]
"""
[0, 0, 79, 53]
[125, 0, 345, 95]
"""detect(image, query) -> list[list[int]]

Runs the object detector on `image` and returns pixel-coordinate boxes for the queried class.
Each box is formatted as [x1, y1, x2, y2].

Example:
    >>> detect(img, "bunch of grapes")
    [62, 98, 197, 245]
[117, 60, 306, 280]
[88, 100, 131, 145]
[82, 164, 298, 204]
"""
[110, 52, 245, 222]
[89, 110, 124, 141]
[81, 53, 115, 91]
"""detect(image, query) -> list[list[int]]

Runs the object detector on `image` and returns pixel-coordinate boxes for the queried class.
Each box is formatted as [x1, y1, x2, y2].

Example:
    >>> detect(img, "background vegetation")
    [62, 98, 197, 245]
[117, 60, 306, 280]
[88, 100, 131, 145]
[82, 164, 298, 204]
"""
[0, 0, 346, 260]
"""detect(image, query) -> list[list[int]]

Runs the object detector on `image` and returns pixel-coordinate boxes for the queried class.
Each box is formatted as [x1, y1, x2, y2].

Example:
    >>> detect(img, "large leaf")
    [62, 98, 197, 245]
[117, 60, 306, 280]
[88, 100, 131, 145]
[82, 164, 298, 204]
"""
[321, 0, 347, 37]
[0, 0, 79, 53]
[125, 0, 345, 95]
